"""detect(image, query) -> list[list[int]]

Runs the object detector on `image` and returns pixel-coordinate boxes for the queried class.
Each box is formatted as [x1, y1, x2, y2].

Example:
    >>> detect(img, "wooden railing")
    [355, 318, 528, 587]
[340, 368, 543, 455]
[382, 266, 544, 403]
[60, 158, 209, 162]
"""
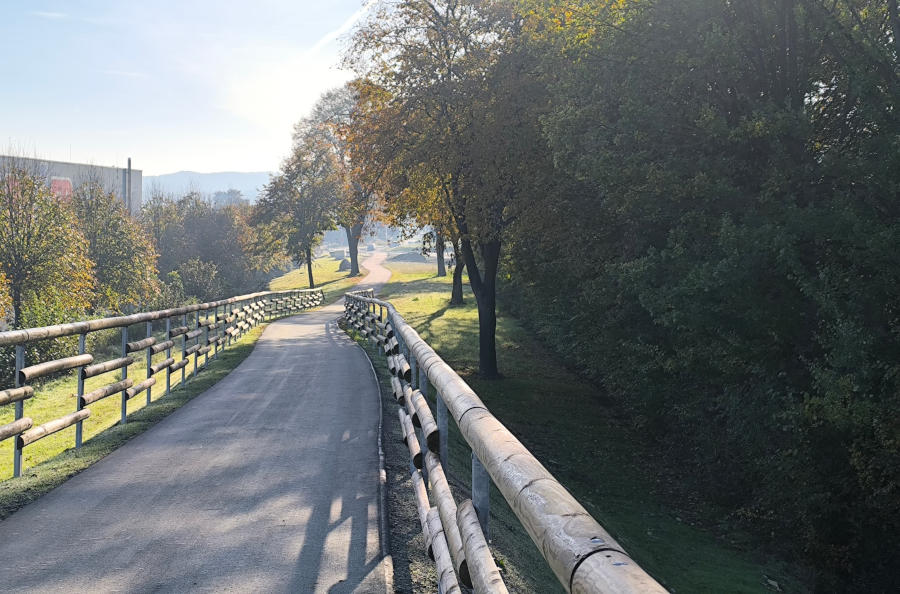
[344, 292, 668, 594]
[0, 288, 324, 477]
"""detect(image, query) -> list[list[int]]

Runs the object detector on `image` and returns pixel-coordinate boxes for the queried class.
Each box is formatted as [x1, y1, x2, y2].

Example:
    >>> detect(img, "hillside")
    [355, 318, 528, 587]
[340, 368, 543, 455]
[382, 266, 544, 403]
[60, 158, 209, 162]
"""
[143, 170, 272, 202]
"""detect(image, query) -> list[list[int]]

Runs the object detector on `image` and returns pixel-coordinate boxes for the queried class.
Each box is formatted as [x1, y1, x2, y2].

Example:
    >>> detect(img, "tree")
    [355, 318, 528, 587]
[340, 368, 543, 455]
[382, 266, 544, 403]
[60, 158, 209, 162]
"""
[140, 192, 284, 301]
[177, 258, 224, 302]
[297, 85, 378, 277]
[0, 161, 94, 327]
[72, 178, 159, 312]
[348, 78, 468, 302]
[350, 0, 535, 377]
[255, 134, 339, 288]
[506, 1, 900, 589]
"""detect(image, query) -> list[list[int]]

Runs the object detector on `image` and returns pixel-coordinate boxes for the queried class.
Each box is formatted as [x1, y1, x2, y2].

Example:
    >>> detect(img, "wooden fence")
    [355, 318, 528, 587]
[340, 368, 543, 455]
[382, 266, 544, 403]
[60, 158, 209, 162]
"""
[0, 288, 324, 477]
[344, 291, 668, 594]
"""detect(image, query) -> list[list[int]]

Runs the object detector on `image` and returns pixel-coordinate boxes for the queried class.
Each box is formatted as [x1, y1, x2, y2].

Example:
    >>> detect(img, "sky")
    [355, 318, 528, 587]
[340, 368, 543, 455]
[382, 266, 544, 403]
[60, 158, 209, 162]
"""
[0, 1, 371, 175]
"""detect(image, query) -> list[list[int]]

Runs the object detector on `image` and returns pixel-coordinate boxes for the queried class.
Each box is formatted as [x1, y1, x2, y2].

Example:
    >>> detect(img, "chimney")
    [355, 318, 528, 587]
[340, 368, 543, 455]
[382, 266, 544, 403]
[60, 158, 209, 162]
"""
[127, 157, 132, 212]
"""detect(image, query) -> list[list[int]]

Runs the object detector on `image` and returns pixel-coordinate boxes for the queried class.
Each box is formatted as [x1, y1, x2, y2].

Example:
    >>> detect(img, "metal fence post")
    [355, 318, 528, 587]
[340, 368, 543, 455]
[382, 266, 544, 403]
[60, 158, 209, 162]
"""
[472, 452, 491, 540]
[120, 326, 128, 424]
[145, 321, 153, 405]
[165, 317, 172, 396]
[181, 314, 187, 385]
[193, 310, 199, 378]
[212, 306, 219, 360]
[203, 310, 209, 368]
[76, 333, 86, 448]
[423, 366, 448, 469]
[13, 345, 24, 477]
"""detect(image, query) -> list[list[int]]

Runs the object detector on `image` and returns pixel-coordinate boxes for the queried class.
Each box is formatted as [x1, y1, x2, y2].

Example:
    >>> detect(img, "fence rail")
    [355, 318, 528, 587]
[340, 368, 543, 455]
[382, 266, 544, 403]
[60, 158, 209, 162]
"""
[0, 288, 324, 477]
[344, 291, 668, 594]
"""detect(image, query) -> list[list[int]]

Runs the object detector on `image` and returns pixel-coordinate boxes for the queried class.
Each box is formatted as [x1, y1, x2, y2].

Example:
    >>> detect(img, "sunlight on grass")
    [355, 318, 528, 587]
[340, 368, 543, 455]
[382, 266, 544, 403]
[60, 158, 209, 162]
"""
[269, 255, 368, 303]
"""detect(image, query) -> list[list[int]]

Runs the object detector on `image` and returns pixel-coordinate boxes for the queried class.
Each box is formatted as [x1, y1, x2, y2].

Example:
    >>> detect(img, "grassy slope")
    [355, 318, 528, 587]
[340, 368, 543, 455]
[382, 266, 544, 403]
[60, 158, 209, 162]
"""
[0, 325, 265, 518]
[377, 261, 805, 594]
[269, 255, 368, 302]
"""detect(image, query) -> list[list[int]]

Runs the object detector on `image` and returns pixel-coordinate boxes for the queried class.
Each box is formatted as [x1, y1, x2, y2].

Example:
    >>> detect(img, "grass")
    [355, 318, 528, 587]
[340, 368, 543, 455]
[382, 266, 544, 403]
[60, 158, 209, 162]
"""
[0, 325, 265, 519]
[370, 261, 806, 593]
[269, 255, 368, 303]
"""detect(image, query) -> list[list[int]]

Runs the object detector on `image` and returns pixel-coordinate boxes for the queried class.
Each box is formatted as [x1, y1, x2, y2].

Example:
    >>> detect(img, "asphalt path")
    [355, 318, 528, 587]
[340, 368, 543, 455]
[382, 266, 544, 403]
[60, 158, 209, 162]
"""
[0, 253, 393, 593]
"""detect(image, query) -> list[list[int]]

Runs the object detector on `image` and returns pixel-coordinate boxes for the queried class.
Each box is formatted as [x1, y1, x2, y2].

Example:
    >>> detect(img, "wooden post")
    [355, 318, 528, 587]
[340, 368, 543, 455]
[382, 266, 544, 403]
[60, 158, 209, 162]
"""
[472, 452, 490, 540]
[145, 321, 153, 405]
[13, 345, 24, 477]
[165, 317, 171, 396]
[120, 326, 128, 424]
[75, 333, 86, 448]
[410, 354, 418, 390]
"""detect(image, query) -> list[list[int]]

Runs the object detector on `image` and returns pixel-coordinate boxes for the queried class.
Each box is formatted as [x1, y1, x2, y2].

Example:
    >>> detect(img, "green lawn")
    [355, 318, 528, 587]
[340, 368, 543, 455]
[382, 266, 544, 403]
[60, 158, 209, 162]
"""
[269, 255, 368, 303]
[370, 261, 805, 594]
[0, 325, 265, 518]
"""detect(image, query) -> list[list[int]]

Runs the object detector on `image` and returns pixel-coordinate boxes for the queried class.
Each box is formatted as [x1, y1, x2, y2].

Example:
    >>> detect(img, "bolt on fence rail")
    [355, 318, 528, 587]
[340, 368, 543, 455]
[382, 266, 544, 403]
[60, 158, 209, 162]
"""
[0, 288, 324, 477]
[344, 290, 668, 594]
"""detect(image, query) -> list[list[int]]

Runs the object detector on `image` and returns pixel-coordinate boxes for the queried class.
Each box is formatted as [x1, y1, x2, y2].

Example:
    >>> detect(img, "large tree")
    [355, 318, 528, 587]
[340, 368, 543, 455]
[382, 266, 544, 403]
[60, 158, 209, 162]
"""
[255, 134, 339, 288]
[349, 0, 532, 377]
[348, 78, 467, 303]
[296, 86, 378, 277]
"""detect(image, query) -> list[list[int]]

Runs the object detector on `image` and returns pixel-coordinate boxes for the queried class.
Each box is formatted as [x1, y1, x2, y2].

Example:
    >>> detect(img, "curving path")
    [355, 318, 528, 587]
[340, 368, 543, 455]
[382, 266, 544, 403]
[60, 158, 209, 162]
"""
[0, 253, 392, 593]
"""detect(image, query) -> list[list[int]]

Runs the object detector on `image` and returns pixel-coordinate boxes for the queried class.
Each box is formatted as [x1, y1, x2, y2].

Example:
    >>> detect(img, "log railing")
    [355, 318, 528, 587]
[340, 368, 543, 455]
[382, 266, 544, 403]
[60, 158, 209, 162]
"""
[344, 293, 668, 594]
[0, 288, 324, 477]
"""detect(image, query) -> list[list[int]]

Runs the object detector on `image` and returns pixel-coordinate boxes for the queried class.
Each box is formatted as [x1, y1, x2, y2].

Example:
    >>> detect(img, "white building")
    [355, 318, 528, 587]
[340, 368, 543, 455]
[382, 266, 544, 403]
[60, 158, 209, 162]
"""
[0, 155, 141, 214]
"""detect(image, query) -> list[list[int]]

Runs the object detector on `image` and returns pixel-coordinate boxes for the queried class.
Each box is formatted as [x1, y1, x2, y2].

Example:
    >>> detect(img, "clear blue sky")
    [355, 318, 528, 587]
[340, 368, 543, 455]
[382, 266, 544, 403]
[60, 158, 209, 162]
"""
[0, 1, 370, 175]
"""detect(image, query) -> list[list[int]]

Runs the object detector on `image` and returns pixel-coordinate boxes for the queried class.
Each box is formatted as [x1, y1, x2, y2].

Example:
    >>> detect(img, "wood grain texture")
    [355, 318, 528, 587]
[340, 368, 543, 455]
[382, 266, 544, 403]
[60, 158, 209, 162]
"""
[457, 499, 508, 594]
[0, 417, 33, 442]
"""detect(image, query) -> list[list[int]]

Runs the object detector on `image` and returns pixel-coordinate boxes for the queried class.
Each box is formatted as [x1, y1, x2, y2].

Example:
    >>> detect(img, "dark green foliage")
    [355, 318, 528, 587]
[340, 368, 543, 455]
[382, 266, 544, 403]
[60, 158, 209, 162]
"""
[499, 0, 900, 590]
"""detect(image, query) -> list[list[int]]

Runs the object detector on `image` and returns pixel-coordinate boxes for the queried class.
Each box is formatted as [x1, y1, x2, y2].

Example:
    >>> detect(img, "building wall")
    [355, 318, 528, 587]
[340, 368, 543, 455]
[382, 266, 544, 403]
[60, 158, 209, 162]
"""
[0, 156, 142, 214]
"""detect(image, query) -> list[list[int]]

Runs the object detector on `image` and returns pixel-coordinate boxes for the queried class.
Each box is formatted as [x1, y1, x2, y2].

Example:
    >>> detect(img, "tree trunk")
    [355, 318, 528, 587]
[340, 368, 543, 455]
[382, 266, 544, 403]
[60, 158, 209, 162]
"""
[344, 223, 362, 277]
[305, 246, 315, 288]
[450, 239, 464, 306]
[436, 230, 447, 277]
[12, 285, 21, 329]
[459, 235, 500, 379]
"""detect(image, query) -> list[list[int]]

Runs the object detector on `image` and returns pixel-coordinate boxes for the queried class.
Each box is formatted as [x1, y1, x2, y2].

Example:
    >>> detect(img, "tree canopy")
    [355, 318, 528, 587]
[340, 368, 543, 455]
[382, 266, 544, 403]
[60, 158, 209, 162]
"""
[340, 0, 900, 589]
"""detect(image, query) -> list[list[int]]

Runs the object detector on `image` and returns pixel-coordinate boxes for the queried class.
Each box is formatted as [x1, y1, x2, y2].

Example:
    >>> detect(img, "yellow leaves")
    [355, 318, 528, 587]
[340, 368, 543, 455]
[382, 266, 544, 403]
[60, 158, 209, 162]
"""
[0, 271, 10, 321]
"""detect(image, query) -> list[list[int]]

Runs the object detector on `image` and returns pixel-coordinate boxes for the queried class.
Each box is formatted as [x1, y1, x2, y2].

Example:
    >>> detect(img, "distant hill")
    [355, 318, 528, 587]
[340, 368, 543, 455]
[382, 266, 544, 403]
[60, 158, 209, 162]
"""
[143, 171, 272, 203]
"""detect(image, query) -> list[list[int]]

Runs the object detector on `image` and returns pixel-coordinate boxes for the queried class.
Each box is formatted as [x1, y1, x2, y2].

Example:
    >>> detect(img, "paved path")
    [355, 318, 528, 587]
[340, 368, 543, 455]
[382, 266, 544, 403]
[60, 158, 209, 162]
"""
[0, 253, 392, 593]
